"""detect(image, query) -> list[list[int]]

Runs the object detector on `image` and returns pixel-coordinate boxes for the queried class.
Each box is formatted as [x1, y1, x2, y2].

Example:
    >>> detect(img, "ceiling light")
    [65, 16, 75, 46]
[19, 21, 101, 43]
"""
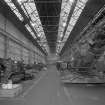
[69, 0, 74, 3]
[60, 33, 63, 37]
[63, 22, 66, 27]
[17, 0, 22, 3]
[31, 23, 35, 27]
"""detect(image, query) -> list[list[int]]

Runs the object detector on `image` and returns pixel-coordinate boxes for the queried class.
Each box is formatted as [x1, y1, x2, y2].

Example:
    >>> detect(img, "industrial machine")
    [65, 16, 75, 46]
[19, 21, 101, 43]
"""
[0, 57, 47, 84]
[60, 7, 105, 83]
[0, 58, 35, 84]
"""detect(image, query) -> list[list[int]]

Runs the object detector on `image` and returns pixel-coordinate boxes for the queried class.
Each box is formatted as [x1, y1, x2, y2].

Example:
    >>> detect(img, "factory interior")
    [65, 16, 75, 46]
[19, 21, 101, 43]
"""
[0, 0, 105, 105]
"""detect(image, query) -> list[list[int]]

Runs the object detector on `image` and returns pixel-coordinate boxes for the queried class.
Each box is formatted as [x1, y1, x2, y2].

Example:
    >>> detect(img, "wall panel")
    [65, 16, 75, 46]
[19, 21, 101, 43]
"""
[23, 48, 29, 64]
[0, 33, 5, 58]
[8, 39, 21, 60]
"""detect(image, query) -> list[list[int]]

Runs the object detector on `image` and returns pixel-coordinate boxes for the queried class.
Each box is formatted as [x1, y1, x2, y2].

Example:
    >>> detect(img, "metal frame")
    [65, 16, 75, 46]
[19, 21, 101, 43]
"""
[4, 0, 49, 53]
[57, 0, 88, 53]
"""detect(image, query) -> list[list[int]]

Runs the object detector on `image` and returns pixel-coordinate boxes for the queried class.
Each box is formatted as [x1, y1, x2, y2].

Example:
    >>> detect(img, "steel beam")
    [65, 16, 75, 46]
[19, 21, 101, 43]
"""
[25, 0, 62, 3]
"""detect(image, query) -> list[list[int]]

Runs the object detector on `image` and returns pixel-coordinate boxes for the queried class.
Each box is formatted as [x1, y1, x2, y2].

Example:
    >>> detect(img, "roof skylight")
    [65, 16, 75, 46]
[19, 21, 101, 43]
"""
[4, 0, 48, 53]
[57, 0, 88, 53]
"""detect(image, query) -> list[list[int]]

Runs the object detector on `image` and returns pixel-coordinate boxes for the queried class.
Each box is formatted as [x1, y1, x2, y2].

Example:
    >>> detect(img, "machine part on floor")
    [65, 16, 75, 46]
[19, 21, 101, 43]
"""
[0, 84, 23, 97]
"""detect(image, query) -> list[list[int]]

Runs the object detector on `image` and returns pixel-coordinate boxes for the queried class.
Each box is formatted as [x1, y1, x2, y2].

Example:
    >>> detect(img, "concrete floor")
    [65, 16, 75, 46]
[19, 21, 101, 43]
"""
[0, 65, 105, 105]
[64, 83, 105, 105]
